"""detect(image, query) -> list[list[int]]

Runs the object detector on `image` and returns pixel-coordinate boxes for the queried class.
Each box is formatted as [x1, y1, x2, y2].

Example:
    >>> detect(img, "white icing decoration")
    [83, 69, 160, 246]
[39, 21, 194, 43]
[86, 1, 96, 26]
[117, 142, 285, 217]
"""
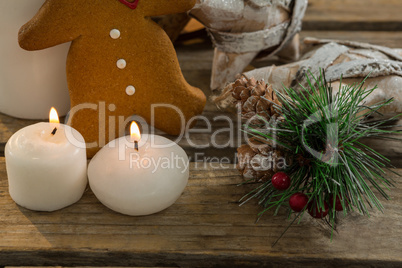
[126, 85, 136, 96]
[110, 29, 121, 39]
[117, 59, 127, 69]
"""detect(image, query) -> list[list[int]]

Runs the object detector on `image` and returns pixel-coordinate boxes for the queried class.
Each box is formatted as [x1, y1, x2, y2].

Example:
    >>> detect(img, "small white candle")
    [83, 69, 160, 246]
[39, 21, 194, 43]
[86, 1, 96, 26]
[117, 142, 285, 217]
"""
[5, 108, 87, 211]
[88, 122, 189, 216]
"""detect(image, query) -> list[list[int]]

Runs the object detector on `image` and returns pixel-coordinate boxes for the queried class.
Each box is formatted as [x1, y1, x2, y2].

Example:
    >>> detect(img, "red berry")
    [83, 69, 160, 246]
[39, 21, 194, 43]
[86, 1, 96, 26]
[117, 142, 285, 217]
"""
[271, 172, 291, 190]
[289, 193, 309, 212]
[308, 201, 329, 218]
[330, 195, 348, 211]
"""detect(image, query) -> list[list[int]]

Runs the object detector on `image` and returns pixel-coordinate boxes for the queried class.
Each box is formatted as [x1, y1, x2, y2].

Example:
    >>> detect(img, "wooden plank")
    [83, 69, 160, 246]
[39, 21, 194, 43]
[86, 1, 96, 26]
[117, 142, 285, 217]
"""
[0, 158, 401, 267]
[299, 31, 402, 48]
[183, 0, 402, 31]
[304, 0, 402, 31]
[0, 113, 40, 148]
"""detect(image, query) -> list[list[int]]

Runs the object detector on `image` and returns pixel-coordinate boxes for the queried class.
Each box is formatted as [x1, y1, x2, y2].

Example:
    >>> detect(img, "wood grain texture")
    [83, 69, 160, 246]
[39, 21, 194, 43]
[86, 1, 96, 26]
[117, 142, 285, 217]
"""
[0, 158, 401, 267]
[300, 31, 402, 48]
[0, 113, 40, 147]
[184, 0, 402, 33]
[304, 0, 402, 31]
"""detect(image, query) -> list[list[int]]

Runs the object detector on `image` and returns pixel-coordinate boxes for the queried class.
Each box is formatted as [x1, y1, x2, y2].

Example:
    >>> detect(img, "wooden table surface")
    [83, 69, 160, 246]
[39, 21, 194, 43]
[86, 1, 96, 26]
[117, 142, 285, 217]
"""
[1, 0, 402, 267]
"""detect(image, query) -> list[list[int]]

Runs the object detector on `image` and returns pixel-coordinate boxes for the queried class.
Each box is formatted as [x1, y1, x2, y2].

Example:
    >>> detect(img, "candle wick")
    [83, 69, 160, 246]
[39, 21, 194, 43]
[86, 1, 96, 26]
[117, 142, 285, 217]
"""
[51, 127, 58, 136]
[135, 141, 139, 151]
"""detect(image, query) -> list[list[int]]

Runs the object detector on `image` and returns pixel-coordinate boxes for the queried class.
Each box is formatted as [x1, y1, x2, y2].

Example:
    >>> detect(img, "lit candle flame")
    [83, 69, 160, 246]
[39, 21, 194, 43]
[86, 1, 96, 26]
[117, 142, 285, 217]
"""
[130, 122, 141, 142]
[49, 107, 60, 124]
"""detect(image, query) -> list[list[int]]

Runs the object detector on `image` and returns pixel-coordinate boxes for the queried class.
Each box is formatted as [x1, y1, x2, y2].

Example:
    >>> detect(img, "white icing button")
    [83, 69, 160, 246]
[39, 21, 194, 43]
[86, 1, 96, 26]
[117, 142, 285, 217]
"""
[126, 86, 136, 96]
[110, 29, 121, 39]
[117, 59, 127, 69]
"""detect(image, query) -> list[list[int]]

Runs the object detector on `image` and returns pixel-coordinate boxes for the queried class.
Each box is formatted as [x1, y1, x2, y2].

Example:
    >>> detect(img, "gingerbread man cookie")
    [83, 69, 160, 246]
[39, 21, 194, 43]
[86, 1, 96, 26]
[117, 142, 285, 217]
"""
[19, 0, 206, 157]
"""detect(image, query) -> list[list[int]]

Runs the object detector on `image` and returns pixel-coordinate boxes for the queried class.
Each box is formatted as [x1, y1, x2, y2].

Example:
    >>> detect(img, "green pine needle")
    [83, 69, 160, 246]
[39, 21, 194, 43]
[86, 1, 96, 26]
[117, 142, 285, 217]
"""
[242, 70, 401, 237]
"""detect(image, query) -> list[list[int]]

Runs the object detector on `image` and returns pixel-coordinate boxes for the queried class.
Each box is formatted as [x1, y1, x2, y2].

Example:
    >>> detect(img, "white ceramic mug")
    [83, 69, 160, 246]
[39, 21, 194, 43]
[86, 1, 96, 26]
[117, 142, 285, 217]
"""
[0, 0, 70, 119]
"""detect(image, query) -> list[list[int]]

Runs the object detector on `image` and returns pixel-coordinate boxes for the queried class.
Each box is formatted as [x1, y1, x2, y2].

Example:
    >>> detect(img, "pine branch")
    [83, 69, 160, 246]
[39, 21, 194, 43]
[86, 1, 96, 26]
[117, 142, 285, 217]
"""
[241, 70, 401, 241]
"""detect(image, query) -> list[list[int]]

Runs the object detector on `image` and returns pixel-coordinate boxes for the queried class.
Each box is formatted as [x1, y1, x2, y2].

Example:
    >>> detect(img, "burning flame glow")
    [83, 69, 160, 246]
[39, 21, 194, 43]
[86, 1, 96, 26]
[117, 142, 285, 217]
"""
[130, 122, 141, 142]
[49, 107, 60, 124]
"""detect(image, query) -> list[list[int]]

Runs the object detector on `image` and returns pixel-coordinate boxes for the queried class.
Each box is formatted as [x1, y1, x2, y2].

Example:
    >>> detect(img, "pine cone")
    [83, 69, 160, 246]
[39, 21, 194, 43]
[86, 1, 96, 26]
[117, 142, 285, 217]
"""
[231, 76, 285, 181]
[237, 137, 286, 182]
[231, 76, 281, 123]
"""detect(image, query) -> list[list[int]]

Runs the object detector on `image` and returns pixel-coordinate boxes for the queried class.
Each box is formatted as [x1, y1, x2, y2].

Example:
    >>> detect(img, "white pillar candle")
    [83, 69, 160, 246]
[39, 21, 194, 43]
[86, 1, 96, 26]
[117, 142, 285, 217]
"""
[5, 108, 87, 211]
[88, 123, 189, 216]
[0, 0, 70, 119]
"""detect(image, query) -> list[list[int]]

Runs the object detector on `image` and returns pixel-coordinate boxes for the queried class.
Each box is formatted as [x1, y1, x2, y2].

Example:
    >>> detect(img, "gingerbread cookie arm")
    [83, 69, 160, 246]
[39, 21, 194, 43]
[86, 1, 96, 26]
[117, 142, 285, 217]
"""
[18, 0, 82, 51]
[141, 0, 196, 17]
